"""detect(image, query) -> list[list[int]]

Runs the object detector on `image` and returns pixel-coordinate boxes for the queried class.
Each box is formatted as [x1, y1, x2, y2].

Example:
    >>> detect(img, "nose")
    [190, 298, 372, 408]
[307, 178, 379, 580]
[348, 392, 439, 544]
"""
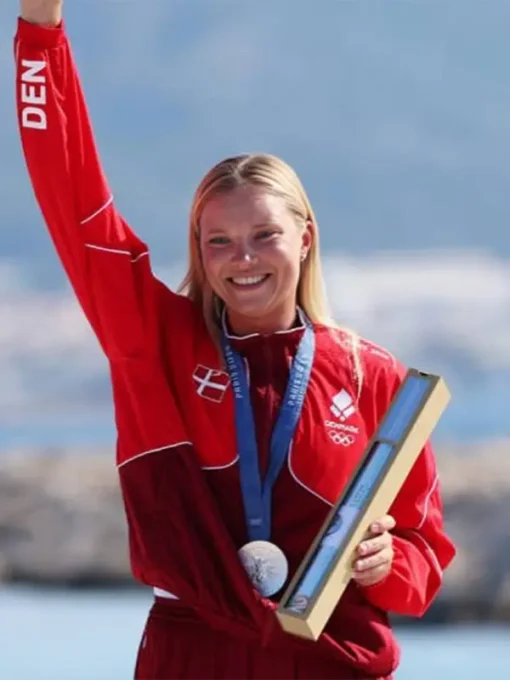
[231, 242, 257, 266]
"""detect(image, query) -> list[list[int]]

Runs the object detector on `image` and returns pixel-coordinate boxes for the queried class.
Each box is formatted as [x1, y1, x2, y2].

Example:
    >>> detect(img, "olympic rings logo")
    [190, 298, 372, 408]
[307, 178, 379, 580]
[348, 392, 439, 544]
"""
[328, 430, 356, 447]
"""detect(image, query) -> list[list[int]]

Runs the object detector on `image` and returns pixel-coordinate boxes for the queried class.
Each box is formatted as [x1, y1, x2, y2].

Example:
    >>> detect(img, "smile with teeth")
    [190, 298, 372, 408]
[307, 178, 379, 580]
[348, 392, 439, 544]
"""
[229, 274, 270, 286]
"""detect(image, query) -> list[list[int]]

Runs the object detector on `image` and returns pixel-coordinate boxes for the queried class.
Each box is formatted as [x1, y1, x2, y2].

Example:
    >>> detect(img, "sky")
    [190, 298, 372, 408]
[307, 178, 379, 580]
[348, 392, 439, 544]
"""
[1, 1, 509, 448]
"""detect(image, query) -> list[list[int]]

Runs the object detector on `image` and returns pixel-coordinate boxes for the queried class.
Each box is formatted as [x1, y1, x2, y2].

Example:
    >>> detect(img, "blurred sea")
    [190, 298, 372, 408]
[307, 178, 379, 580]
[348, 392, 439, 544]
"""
[0, 587, 507, 680]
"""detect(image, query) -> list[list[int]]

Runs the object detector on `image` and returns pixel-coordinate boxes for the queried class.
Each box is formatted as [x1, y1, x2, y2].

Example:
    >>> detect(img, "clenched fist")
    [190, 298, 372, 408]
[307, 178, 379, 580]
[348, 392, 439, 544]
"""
[20, 0, 63, 26]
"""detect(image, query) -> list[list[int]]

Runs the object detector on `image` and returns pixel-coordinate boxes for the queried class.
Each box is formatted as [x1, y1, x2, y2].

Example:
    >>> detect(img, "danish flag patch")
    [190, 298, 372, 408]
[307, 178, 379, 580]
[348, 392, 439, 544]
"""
[192, 365, 231, 403]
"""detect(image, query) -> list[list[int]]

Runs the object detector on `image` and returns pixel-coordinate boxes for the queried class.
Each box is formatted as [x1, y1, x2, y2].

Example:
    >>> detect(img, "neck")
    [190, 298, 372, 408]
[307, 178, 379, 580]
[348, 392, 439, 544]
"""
[226, 303, 299, 337]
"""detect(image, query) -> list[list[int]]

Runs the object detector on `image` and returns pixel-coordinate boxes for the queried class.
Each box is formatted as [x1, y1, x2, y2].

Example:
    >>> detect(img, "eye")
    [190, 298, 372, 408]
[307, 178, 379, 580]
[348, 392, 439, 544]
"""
[208, 235, 230, 245]
[256, 229, 278, 240]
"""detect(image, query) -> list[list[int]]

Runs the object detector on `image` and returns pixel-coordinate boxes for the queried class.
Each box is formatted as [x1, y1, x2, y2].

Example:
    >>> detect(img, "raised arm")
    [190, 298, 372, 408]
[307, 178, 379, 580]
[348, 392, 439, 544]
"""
[15, 4, 274, 634]
[16, 1, 167, 360]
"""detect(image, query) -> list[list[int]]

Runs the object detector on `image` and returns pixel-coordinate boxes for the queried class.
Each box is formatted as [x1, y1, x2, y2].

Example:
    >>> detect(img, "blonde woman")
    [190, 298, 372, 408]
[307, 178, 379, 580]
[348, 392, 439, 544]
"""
[15, 2, 456, 679]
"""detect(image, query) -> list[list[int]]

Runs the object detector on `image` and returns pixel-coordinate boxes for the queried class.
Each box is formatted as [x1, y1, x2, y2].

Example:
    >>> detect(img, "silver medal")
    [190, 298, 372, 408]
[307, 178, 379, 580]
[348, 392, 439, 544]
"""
[238, 540, 289, 597]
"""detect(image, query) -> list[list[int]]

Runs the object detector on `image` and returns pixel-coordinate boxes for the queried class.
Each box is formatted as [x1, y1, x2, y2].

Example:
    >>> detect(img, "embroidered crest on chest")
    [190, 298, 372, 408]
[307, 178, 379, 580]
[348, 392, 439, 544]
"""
[323, 388, 361, 448]
[192, 364, 231, 403]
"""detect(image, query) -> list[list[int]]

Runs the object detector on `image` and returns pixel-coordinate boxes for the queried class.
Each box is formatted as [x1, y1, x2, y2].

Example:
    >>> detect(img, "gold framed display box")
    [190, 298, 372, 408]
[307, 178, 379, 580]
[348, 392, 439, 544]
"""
[276, 369, 450, 641]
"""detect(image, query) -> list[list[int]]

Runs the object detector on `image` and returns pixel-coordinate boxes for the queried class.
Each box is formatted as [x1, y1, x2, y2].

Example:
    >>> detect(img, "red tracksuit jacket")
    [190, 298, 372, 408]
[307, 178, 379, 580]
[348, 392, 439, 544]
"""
[15, 18, 455, 679]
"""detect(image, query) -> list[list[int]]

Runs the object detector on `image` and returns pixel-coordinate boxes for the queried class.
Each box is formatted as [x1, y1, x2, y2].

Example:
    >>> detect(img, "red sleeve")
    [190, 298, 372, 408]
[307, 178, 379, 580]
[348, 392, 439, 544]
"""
[13, 19, 274, 639]
[14, 18, 165, 361]
[360, 358, 456, 617]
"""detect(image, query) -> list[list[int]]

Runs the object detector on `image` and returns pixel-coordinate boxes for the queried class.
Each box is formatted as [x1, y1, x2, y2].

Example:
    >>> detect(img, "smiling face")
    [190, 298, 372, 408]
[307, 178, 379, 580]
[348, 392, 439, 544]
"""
[199, 184, 313, 335]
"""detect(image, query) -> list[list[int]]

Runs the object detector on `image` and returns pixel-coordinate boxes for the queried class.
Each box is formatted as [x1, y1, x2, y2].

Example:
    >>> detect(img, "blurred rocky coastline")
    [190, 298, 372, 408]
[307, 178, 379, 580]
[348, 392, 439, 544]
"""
[1, 440, 509, 625]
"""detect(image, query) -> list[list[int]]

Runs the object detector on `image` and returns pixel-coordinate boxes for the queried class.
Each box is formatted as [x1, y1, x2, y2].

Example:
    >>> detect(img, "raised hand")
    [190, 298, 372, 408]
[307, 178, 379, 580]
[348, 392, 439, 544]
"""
[20, 0, 63, 26]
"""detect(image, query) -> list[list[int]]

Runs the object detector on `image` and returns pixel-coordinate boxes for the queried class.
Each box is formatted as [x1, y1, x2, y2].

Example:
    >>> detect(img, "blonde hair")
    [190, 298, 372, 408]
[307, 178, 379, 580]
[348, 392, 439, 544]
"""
[178, 153, 364, 396]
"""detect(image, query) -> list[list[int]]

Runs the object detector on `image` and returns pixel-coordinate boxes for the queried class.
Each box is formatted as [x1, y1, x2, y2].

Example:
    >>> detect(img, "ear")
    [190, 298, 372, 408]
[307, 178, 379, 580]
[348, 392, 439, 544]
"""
[300, 219, 314, 258]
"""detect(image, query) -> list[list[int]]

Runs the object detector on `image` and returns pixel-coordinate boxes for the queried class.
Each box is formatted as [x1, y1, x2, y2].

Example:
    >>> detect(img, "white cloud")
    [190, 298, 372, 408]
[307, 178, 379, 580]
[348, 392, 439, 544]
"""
[320, 250, 510, 371]
[0, 261, 106, 420]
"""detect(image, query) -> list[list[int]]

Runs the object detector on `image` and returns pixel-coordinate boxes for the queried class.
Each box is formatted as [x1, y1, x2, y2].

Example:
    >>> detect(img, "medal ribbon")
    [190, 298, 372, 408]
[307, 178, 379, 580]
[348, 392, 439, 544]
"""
[221, 316, 315, 542]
